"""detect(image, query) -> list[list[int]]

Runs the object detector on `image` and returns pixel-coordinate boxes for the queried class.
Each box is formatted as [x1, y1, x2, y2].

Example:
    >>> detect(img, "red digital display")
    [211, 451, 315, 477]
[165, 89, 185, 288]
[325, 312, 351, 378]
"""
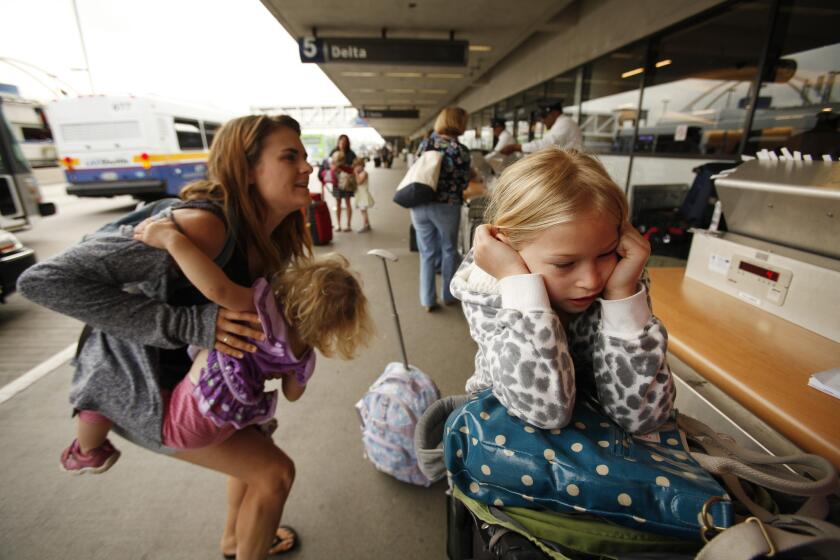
[739, 261, 780, 282]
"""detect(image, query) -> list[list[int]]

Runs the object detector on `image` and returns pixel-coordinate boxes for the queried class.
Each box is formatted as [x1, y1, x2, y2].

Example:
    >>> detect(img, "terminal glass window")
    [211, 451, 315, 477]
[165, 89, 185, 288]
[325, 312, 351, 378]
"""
[174, 118, 204, 150]
[516, 110, 531, 144]
[547, 69, 581, 122]
[639, 1, 772, 156]
[480, 107, 494, 150]
[523, 83, 546, 141]
[202, 121, 220, 149]
[579, 42, 645, 154]
[751, 0, 840, 157]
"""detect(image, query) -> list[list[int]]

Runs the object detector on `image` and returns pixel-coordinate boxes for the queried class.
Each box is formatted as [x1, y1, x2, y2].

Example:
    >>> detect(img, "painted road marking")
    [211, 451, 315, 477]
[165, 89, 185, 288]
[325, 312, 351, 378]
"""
[0, 343, 76, 405]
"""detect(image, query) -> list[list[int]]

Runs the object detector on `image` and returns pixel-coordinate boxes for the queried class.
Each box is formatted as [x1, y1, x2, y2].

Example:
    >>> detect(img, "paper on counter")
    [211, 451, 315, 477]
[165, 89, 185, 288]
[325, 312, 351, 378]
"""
[808, 368, 840, 400]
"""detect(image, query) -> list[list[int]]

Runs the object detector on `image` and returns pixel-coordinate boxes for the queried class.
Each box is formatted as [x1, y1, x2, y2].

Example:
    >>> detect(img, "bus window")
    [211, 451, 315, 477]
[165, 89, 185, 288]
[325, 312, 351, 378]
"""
[21, 126, 52, 142]
[174, 118, 203, 150]
[61, 121, 141, 143]
[202, 121, 220, 149]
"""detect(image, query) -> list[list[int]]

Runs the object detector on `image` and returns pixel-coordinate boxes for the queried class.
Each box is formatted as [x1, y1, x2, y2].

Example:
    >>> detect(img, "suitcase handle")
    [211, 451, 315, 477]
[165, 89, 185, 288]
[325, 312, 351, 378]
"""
[368, 249, 409, 368]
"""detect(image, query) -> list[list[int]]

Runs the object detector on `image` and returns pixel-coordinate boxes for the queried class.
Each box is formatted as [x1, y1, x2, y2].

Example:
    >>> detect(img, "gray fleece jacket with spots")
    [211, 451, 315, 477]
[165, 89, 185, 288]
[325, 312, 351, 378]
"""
[450, 250, 675, 434]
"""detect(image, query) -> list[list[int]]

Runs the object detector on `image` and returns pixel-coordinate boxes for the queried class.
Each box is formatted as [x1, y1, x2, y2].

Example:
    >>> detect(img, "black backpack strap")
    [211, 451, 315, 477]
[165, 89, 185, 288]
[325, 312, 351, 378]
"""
[214, 230, 237, 268]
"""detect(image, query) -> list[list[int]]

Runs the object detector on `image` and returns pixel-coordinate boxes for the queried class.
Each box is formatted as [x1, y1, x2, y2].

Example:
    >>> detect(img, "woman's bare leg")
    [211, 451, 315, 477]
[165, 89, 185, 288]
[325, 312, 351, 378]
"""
[175, 428, 295, 560]
[334, 197, 343, 230]
[220, 477, 247, 554]
[345, 202, 353, 231]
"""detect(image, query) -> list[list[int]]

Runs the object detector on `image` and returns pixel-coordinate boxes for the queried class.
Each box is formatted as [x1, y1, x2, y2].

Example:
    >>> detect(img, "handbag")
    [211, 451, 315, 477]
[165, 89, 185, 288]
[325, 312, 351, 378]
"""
[393, 150, 443, 208]
[679, 415, 840, 559]
[443, 389, 733, 540]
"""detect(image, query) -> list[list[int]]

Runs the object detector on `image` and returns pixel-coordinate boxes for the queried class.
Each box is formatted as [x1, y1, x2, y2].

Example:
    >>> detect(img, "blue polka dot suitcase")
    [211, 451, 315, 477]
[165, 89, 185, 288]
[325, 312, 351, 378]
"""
[443, 389, 733, 540]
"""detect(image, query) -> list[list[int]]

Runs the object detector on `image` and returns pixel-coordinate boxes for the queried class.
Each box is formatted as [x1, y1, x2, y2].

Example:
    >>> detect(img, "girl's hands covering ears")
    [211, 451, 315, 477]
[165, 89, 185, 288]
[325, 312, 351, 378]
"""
[602, 223, 650, 300]
[473, 224, 531, 280]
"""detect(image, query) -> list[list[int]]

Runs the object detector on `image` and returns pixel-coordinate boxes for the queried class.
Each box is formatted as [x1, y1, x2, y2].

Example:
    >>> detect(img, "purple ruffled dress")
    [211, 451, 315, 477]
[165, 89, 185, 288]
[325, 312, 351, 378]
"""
[192, 278, 316, 429]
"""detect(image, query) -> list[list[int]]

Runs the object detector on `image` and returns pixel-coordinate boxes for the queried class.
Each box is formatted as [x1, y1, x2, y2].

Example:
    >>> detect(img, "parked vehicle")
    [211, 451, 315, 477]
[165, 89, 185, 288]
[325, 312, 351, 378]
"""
[0, 228, 36, 303]
[47, 95, 231, 201]
[0, 85, 56, 168]
[0, 97, 56, 231]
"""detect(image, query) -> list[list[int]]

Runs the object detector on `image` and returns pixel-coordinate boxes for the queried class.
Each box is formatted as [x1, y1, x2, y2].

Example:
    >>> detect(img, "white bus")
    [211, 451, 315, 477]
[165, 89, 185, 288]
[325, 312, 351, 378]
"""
[47, 95, 231, 200]
[0, 91, 56, 168]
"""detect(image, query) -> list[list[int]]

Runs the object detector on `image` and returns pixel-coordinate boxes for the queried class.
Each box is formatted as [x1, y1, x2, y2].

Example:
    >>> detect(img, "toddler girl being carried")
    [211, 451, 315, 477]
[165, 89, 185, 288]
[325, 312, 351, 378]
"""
[60, 213, 373, 472]
[450, 148, 675, 434]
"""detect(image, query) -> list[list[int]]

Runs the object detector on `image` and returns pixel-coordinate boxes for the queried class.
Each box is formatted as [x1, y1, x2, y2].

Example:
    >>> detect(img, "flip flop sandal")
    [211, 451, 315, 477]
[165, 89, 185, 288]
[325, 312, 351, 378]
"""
[222, 525, 298, 559]
[268, 526, 298, 556]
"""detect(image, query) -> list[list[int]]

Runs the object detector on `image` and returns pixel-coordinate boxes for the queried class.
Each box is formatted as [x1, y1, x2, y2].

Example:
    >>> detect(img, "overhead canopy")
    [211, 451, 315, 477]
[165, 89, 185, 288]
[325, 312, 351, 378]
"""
[260, 0, 575, 138]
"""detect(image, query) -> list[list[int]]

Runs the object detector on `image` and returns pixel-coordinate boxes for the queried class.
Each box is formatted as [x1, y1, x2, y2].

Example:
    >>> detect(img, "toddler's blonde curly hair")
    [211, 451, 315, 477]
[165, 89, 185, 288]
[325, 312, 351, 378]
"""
[273, 253, 374, 360]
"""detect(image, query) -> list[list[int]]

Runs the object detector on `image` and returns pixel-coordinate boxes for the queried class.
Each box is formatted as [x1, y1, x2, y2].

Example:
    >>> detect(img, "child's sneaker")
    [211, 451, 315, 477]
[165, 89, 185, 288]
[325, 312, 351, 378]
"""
[60, 438, 120, 474]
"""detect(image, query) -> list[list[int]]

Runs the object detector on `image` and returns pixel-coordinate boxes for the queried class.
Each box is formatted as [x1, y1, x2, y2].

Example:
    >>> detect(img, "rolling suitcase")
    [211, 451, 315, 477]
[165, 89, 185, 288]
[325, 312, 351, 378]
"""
[356, 249, 440, 486]
[307, 192, 332, 246]
[448, 494, 549, 560]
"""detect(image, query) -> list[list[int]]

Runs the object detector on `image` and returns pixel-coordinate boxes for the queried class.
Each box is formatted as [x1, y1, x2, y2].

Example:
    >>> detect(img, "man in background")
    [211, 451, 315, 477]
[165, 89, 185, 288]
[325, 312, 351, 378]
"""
[500, 101, 582, 155]
[484, 117, 516, 173]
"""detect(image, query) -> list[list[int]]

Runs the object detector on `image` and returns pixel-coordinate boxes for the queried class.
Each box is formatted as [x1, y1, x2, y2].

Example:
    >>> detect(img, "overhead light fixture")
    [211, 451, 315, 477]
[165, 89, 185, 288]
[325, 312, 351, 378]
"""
[821, 107, 833, 112]
[386, 72, 423, 78]
[341, 71, 378, 77]
[427, 73, 462, 79]
[419, 88, 448, 94]
[469, 45, 492, 52]
[621, 67, 644, 79]
[655, 59, 672, 68]
[354, 88, 376, 93]
[385, 88, 415, 93]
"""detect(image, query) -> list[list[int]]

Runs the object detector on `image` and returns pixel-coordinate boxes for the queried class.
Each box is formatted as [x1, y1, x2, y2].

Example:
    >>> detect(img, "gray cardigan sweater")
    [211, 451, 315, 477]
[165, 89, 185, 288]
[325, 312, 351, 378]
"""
[18, 222, 220, 452]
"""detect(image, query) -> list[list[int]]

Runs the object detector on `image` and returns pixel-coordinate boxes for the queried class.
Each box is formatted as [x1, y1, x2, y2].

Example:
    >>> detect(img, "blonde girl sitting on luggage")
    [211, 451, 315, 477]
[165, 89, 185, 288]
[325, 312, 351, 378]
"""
[352, 157, 374, 233]
[62, 215, 373, 470]
[450, 148, 675, 434]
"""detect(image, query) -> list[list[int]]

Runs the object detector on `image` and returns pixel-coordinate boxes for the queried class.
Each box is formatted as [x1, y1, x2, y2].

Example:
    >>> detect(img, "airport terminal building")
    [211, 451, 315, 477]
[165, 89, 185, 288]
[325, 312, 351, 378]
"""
[264, 0, 838, 191]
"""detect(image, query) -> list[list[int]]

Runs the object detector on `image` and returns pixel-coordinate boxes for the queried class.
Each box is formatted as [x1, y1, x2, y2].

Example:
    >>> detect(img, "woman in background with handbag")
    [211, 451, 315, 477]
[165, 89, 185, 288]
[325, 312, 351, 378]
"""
[412, 106, 471, 312]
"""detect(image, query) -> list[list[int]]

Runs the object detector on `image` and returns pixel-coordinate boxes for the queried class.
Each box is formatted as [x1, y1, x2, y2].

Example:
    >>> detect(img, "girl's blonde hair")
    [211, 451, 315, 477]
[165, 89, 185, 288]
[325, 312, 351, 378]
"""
[274, 254, 374, 360]
[352, 157, 365, 167]
[434, 106, 469, 137]
[486, 148, 628, 249]
[331, 151, 346, 166]
[180, 115, 312, 278]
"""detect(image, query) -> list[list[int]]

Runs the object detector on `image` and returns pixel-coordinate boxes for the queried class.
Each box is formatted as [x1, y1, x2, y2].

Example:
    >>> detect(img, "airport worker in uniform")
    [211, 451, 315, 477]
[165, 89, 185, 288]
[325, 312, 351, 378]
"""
[499, 101, 583, 155]
[484, 117, 517, 173]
